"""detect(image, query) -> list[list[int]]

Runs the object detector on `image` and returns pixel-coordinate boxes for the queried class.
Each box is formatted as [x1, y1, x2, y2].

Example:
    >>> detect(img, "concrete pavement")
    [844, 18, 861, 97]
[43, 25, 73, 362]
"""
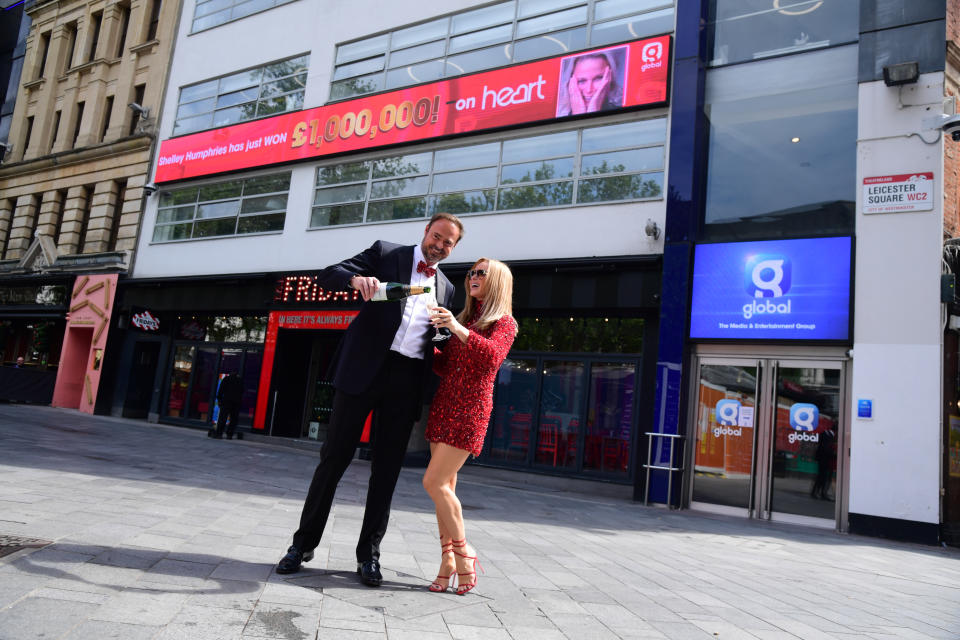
[0, 404, 958, 640]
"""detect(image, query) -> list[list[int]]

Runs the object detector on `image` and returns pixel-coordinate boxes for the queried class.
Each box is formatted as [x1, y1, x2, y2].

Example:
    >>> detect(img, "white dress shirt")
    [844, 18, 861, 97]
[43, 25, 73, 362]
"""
[389, 245, 436, 359]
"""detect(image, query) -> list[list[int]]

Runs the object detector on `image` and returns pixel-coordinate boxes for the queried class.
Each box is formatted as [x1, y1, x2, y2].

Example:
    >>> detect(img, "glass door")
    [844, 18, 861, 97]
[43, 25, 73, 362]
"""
[689, 355, 845, 528]
[691, 361, 761, 513]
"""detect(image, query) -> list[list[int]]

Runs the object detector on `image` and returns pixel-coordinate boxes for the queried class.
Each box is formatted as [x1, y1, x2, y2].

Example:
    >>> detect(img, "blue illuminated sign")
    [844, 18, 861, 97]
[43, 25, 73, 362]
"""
[690, 236, 852, 341]
[857, 399, 873, 419]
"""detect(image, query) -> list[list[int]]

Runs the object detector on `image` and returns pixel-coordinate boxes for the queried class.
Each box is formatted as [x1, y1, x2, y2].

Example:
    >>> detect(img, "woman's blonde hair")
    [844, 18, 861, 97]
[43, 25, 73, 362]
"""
[457, 258, 516, 334]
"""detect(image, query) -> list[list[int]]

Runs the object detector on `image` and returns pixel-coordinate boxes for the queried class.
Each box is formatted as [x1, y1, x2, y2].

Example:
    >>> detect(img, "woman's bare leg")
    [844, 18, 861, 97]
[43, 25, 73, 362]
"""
[424, 442, 470, 589]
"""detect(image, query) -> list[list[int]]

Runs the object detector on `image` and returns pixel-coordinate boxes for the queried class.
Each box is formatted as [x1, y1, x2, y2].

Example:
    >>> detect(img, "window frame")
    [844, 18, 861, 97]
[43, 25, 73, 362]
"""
[309, 113, 667, 229]
[330, 0, 675, 102]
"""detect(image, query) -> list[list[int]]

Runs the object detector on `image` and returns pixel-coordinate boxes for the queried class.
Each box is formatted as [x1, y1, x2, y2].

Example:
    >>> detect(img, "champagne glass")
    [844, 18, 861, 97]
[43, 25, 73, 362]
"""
[425, 291, 451, 342]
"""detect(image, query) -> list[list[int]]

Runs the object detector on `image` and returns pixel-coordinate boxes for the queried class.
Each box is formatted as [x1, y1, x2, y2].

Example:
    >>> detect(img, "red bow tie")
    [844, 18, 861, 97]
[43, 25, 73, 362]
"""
[417, 260, 436, 277]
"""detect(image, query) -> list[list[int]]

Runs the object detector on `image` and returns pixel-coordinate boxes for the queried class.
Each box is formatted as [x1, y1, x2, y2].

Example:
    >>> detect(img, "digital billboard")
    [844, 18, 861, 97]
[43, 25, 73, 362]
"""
[689, 236, 852, 341]
[155, 35, 670, 183]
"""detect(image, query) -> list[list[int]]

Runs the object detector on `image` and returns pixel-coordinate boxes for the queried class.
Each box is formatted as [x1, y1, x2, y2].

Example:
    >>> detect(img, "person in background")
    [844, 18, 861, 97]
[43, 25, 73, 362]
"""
[276, 213, 462, 587]
[209, 372, 243, 440]
[15, 356, 24, 368]
[422, 258, 517, 595]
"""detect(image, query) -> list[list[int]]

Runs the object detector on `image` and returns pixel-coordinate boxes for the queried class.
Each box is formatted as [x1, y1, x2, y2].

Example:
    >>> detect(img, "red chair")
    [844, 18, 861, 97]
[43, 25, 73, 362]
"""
[536, 418, 560, 466]
[508, 413, 531, 460]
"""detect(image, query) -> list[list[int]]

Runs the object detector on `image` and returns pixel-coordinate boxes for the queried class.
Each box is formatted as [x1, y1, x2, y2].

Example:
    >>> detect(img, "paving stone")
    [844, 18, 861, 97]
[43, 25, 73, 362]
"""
[61, 620, 163, 639]
[0, 596, 99, 640]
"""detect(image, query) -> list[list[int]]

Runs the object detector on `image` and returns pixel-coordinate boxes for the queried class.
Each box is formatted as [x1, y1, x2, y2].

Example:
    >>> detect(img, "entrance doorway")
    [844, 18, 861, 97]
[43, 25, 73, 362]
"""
[688, 354, 847, 529]
[123, 341, 161, 418]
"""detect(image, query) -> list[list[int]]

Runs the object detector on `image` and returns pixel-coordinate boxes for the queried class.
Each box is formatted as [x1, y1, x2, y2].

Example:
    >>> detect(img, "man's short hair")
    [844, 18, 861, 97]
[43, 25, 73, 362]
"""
[428, 212, 464, 242]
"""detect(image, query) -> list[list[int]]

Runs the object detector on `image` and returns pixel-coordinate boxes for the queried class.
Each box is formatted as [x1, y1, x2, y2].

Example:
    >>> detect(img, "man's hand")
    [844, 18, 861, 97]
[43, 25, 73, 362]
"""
[350, 275, 380, 301]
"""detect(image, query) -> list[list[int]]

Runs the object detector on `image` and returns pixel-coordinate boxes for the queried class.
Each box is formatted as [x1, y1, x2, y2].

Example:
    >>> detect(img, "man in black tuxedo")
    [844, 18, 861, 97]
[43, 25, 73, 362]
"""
[277, 212, 462, 585]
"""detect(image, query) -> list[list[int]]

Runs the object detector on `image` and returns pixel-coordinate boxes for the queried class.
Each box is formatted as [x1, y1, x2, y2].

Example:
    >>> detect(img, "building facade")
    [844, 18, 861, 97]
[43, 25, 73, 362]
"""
[90, 0, 959, 544]
[0, 0, 179, 407]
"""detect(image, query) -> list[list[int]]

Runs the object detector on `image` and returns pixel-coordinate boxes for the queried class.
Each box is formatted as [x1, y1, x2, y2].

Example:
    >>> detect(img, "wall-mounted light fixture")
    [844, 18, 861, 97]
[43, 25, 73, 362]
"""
[883, 61, 919, 87]
[644, 219, 660, 240]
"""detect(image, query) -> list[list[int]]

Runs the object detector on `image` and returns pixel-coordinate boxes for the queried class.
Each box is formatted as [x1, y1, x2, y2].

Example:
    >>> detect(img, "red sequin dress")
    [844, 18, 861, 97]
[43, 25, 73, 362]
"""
[425, 313, 518, 456]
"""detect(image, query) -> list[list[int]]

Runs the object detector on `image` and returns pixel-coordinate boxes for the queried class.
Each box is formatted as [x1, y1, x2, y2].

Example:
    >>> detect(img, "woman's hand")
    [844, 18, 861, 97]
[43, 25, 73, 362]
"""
[586, 66, 612, 112]
[567, 74, 587, 115]
[431, 306, 469, 343]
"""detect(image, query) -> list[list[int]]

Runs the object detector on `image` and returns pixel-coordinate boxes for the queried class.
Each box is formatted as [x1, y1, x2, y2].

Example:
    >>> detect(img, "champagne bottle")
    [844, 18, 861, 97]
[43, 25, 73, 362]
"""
[370, 282, 431, 301]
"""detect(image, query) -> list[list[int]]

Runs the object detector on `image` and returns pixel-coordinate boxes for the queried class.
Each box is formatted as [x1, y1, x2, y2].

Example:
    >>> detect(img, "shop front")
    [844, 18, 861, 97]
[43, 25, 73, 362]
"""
[683, 236, 853, 530]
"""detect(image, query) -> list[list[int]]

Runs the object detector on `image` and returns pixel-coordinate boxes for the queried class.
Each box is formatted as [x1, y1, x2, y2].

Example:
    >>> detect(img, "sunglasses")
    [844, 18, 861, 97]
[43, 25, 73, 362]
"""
[467, 269, 487, 279]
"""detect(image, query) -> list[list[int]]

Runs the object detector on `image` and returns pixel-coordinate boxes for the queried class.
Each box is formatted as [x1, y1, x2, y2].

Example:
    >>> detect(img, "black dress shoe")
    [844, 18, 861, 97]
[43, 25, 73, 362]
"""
[276, 545, 314, 574]
[357, 559, 382, 586]
[207, 429, 221, 439]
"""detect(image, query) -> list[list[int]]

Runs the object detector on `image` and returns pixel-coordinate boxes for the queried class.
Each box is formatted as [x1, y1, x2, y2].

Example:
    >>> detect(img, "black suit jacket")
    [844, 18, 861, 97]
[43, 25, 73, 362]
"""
[317, 241, 454, 395]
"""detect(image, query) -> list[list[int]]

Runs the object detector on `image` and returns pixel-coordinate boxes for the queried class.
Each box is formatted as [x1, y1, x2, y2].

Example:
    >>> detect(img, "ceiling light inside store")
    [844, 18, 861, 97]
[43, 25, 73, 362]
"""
[791, 137, 800, 143]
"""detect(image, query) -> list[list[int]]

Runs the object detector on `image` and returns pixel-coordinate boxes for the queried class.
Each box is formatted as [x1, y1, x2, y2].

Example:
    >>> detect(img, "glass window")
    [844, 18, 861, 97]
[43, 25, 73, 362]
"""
[153, 172, 290, 242]
[191, 0, 297, 32]
[331, 0, 676, 100]
[707, 0, 859, 67]
[536, 361, 584, 470]
[583, 362, 635, 475]
[487, 358, 538, 464]
[166, 345, 194, 417]
[310, 118, 665, 228]
[174, 55, 308, 136]
[702, 45, 857, 241]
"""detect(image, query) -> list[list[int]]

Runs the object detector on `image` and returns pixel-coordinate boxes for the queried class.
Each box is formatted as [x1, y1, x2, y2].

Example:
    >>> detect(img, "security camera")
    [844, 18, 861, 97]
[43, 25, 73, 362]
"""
[942, 114, 960, 141]
[128, 102, 150, 119]
[143, 184, 157, 195]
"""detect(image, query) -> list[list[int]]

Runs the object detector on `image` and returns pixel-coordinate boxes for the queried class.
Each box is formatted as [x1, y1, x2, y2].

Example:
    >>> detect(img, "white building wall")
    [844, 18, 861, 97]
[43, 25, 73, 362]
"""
[850, 73, 945, 524]
[133, 0, 667, 280]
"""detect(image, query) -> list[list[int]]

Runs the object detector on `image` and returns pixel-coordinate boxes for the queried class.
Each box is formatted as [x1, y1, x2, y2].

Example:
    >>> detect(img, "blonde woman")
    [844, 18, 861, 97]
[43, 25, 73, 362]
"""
[422, 258, 517, 595]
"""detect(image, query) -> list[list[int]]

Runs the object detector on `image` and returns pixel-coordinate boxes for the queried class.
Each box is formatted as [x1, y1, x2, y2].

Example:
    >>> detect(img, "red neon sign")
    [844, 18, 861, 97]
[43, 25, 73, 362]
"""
[155, 36, 670, 183]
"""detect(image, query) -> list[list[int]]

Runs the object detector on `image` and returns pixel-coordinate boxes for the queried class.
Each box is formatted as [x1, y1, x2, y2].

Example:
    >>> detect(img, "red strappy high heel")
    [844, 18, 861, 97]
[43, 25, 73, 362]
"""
[452, 539, 483, 596]
[428, 539, 456, 592]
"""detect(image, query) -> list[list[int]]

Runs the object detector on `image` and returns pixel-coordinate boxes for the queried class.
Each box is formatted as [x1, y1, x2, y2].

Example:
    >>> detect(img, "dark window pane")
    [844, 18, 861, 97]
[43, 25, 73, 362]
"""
[595, 0, 670, 21]
[153, 223, 193, 242]
[337, 34, 389, 64]
[502, 131, 577, 163]
[330, 74, 383, 100]
[703, 46, 857, 240]
[318, 162, 370, 185]
[486, 358, 538, 463]
[388, 41, 445, 68]
[434, 143, 499, 171]
[450, 24, 511, 52]
[578, 173, 663, 203]
[237, 213, 285, 233]
[392, 18, 447, 49]
[260, 75, 306, 98]
[536, 361, 584, 470]
[240, 194, 287, 213]
[160, 188, 199, 207]
[243, 173, 290, 195]
[217, 87, 258, 108]
[707, 0, 858, 66]
[219, 69, 261, 93]
[333, 56, 385, 81]
[432, 167, 497, 192]
[366, 197, 427, 221]
[386, 60, 445, 88]
[194, 217, 238, 237]
[177, 97, 216, 117]
[156, 205, 195, 224]
[428, 189, 496, 215]
[370, 175, 429, 199]
[311, 203, 364, 227]
[517, 6, 587, 38]
[372, 152, 432, 178]
[591, 9, 674, 47]
[583, 362, 634, 475]
[580, 147, 663, 175]
[501, 158, 574, 184]
[174, 113, 213, 135]
[498, 181, 573, 210]
[198, 182, 242, 201]
[314, 184, 366, 205]
[581, 119, 666, 152]
[264, 55, 308, 79]
[445, 45, 512, 76]
[513, 28, 587, 63]
[197, 200, 240, 219]
[452, 3, 514, 34]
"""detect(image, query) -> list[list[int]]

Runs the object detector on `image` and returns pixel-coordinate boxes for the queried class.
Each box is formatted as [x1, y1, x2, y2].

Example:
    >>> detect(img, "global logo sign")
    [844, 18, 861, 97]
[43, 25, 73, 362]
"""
[743, 254, 792, 319]
[713, 399, 742, 437]
[788, 403, 820, 444]
[641, 42, 663, 71]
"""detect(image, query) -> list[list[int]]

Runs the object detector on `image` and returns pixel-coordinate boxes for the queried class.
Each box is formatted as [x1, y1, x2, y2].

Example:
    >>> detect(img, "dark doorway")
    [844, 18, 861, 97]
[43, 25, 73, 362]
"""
[124, 341, 161, 418]
[269, 329, 315, 437]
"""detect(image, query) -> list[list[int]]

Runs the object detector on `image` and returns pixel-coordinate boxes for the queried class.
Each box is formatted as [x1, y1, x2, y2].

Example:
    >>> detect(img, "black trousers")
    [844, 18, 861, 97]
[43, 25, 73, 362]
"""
[292, 351, 424, 563]
[215, 402, 240, 436]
